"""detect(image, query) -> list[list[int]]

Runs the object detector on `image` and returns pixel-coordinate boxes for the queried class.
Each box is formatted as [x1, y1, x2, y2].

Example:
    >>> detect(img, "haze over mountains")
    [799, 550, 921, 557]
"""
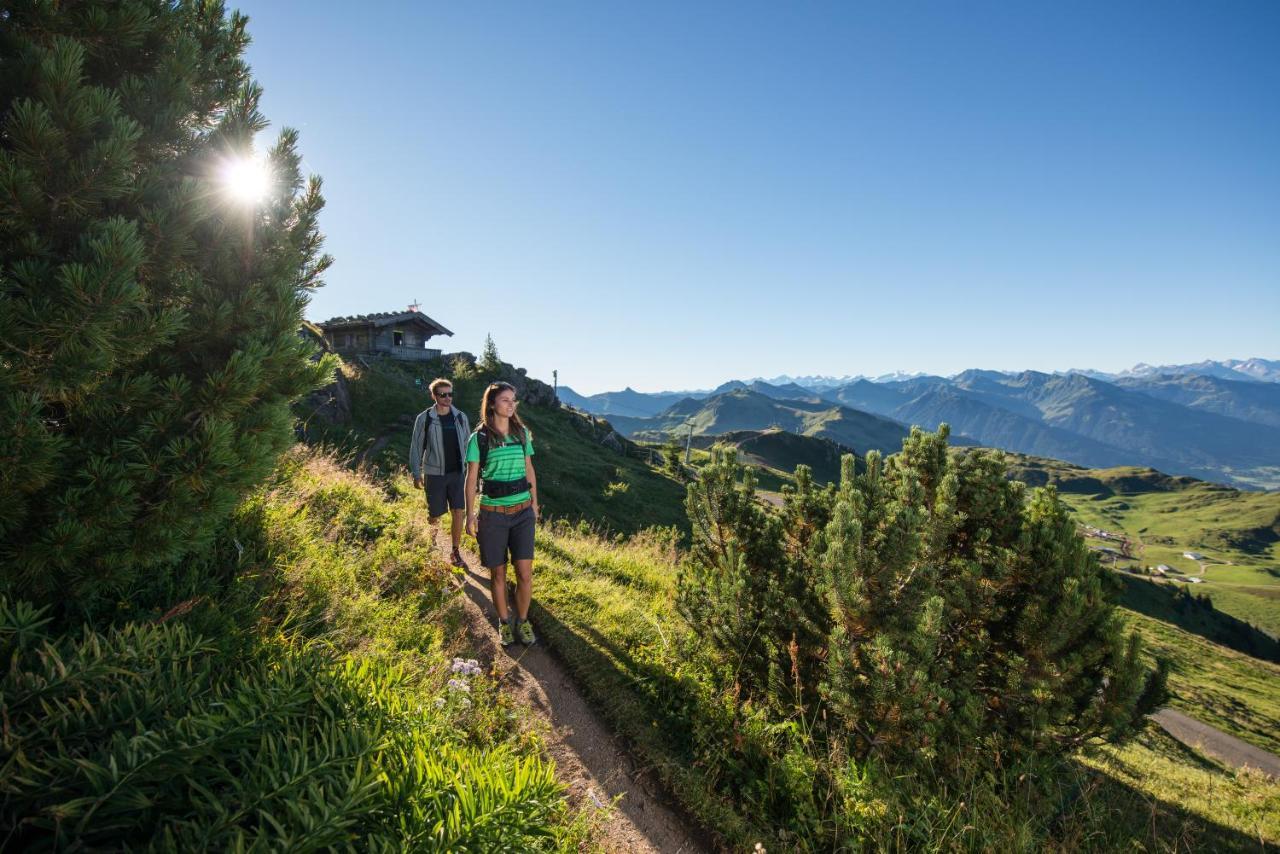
[561, 358, 1280, 490]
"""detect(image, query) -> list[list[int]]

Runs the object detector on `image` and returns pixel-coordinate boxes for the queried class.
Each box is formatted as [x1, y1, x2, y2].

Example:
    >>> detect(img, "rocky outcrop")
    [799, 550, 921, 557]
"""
[563, 407, 637, 457]
[305, 370, 353, 426]
[298, 324, 352, 426]
[443, 352, 559, 407]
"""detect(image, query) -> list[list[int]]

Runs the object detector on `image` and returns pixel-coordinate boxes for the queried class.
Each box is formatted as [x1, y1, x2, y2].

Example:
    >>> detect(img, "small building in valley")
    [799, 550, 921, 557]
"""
[318, 305, 453, 362]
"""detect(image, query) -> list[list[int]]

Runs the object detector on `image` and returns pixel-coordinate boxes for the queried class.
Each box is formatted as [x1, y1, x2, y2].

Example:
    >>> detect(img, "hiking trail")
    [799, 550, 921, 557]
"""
[432, 528, 708, 853]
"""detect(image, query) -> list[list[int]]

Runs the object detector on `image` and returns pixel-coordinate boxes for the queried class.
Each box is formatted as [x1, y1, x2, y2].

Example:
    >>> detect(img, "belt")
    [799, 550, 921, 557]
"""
[480, 500, 532, 515]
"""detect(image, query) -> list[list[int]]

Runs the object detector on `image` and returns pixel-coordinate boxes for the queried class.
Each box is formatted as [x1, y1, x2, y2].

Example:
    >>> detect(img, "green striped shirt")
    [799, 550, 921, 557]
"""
[466, 429, 534, 506]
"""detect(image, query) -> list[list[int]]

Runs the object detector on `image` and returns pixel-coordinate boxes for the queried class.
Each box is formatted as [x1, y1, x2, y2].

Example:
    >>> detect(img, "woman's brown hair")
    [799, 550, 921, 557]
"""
[479, 381, 527, 444]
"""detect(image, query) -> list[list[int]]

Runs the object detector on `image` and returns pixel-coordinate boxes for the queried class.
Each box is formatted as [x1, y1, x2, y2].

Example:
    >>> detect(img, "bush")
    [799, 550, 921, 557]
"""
[676, 426, 1168, 843]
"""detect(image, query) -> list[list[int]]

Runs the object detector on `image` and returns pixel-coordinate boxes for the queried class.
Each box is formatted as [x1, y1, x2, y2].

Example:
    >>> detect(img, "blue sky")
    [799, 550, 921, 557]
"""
[240, 1, 1279, 394]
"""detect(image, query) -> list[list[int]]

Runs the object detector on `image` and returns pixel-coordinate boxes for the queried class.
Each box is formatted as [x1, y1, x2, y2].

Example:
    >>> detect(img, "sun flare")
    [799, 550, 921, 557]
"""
[221, 155, 271, 204]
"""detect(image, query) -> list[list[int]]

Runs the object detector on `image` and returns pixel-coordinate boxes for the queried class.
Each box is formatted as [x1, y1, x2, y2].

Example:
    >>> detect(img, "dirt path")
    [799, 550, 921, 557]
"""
[1152, 708, 1280, 778]
[433, 529, 707, 853]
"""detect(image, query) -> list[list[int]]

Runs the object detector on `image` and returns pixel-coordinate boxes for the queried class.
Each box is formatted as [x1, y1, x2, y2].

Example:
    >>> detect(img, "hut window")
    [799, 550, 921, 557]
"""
[393, 330, 404, 346]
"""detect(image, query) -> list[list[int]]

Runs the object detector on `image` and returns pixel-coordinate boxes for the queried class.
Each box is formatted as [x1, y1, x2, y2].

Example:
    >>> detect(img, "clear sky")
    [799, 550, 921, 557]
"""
[239, 1, 1279, 394]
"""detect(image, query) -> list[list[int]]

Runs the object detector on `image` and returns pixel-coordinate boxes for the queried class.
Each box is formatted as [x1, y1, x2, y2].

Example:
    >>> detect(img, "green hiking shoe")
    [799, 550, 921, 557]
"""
[497, 619, 514, 646]
[517, 619, 537, 646]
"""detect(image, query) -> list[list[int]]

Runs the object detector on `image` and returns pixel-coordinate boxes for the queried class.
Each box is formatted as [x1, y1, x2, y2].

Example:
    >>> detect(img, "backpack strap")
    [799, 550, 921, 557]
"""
[476, 428, 490, 471]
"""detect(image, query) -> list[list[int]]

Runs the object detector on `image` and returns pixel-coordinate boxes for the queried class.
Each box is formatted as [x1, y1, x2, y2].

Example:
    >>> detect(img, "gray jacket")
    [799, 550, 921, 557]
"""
[409, 406, 471, 478]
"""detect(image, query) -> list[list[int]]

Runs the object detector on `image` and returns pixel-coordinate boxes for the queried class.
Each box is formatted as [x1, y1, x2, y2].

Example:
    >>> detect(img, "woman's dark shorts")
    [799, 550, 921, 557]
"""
[477, 505, 536, 568]
[425, 471, 465, 517]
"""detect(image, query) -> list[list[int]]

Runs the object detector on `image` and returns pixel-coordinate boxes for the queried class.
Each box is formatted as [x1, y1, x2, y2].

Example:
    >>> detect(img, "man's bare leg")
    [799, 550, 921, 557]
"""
[450, 508, 465, 551]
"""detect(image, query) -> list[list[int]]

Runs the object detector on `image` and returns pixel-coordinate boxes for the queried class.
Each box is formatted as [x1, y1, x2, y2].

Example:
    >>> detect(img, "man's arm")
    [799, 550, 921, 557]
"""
[409, 411, 427, 488]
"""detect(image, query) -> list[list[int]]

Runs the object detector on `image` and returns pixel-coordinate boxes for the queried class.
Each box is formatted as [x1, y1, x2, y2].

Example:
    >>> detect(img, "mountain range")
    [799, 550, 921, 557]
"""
[561, 358, 1280, 490]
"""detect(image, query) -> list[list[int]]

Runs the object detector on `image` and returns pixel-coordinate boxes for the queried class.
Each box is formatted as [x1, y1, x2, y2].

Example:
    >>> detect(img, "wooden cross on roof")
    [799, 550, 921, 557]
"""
[408, 299, 421, 313]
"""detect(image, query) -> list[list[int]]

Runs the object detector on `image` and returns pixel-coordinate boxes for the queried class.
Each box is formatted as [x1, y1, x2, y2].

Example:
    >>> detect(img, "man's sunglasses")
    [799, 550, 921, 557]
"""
[434, 391, 453, 398]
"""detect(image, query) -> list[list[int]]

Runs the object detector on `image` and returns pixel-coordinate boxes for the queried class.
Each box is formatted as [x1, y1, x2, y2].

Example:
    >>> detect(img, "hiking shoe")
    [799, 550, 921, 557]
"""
[517, 619, 537, 646]
[450, 548, 466, 568]
[497, 619, 514, 646]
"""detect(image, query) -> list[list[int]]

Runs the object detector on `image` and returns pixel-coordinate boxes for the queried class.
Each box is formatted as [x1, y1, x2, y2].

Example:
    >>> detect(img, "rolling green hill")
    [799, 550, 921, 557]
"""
[1003, 453, 1280, 638]
[611, 388, 910, 456]
[688, 428, 852, 485]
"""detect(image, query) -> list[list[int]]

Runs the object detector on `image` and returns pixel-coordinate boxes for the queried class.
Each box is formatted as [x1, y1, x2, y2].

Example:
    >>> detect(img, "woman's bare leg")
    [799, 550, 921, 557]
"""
[489, 564, 509, 620]
[513, 559, 533, 620]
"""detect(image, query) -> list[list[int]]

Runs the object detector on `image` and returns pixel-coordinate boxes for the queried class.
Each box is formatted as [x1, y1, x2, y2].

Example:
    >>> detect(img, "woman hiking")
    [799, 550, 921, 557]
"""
[464, 381, 540, 646]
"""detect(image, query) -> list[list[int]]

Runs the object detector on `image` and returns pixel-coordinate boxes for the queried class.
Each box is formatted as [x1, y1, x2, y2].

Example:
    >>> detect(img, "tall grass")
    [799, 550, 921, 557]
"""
[0, 447, 579, 850]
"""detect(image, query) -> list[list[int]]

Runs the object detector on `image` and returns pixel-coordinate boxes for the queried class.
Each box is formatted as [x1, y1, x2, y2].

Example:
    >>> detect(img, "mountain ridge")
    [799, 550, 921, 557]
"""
[564, 359, 1280, 489]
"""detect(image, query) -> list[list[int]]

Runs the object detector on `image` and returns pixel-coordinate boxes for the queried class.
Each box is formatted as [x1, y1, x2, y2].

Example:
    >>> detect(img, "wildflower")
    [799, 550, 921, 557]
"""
[459, 697, 472, 709]
[433, 697, 446, 708]
[754, 844, 767, 853]
[447, 678, 471, 692]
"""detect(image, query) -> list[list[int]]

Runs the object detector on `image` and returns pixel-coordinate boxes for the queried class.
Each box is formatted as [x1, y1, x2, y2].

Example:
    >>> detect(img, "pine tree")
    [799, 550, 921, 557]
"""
[662, 437, 683, 477]
[480, 334, 501, 373]
[0, 1, 331, 610]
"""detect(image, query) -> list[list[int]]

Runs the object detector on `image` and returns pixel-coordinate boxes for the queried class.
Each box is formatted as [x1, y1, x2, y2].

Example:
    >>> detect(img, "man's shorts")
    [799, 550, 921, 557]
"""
[425, 471, 465, 517]
[477, 505, 536, 568]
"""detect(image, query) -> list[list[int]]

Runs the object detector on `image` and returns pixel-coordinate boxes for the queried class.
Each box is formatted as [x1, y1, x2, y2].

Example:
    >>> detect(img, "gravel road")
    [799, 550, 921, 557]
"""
[1152, 708, 1280, 778]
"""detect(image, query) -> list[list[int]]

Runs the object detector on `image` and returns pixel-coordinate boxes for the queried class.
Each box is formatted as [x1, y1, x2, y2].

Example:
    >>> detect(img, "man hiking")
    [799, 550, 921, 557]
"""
[410, 378, 470, 567]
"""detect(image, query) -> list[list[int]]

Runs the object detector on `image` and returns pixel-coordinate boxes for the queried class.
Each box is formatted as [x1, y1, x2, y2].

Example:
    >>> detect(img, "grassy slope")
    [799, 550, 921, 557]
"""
[1124, 609, 1280, 755]
[517, 405, 689, 535]
[7, 447, 583, 849]
[530, 525, 1280, 849]
[1006, 454, 1280, 637]
[311, 356, 689, 535]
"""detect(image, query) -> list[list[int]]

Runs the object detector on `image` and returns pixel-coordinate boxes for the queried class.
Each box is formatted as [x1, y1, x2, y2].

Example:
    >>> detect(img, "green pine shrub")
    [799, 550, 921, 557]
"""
[0, 0, 333, 611]
[674, 425, 1168, 845]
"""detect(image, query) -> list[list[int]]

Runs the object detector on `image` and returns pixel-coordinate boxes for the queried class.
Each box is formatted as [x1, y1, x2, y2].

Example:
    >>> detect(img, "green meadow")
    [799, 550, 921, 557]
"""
[1008, 456, 1280, 637]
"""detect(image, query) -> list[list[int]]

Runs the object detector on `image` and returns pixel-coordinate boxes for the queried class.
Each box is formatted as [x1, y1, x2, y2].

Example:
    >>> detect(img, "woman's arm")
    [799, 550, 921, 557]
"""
[525, 456, 538, 520]
[464, 461, 480, 536]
